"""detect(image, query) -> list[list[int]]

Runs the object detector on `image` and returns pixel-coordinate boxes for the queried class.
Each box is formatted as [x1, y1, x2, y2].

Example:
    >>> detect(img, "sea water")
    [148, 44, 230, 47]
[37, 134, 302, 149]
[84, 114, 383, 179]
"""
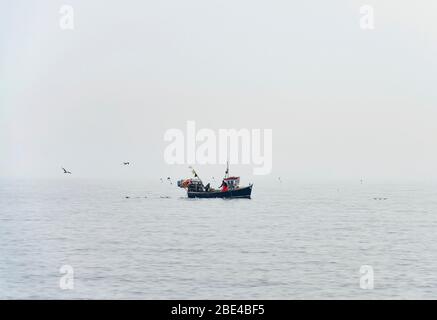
[1, 179, 436, 299]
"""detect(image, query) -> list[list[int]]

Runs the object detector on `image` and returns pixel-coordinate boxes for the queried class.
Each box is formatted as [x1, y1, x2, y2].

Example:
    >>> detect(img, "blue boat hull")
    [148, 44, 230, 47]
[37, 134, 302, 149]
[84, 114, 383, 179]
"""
[187, 185, 252, 199]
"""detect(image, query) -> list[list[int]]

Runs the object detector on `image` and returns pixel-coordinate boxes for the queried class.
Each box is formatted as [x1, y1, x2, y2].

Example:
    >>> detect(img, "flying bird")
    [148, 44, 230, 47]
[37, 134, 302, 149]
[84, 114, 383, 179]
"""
[123, 162, 130, 165]
[62, 167, 72, 174]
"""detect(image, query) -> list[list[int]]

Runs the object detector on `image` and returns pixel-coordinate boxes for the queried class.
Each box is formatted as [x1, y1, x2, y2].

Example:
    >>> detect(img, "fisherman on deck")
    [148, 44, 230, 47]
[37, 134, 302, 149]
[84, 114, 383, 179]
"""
[220, 180, 229, 192]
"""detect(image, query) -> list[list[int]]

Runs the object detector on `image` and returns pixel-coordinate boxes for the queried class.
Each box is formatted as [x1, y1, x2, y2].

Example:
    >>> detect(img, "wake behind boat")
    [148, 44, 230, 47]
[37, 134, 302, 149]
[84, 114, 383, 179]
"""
[177, 163, 253, 199]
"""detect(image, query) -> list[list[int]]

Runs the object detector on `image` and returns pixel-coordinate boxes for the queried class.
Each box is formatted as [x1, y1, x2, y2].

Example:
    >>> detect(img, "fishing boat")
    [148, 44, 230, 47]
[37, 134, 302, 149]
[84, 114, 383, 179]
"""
[177, 163, 253, 199]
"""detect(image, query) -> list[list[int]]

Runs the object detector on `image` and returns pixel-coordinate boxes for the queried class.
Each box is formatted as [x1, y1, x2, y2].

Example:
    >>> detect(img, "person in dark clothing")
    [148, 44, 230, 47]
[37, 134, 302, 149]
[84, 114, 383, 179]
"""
[220, 180, 229, 192]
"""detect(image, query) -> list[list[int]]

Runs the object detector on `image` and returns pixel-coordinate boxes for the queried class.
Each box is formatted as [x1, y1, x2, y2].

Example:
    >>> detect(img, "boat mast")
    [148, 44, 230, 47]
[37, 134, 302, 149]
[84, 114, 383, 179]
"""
[189, 166, 202, 183]
[225, 160, 229, 178]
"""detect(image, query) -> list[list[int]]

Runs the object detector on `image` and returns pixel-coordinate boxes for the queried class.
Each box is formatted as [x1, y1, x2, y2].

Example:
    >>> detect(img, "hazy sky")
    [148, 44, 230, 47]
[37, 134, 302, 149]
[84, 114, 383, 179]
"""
[1, 0, 436, 181]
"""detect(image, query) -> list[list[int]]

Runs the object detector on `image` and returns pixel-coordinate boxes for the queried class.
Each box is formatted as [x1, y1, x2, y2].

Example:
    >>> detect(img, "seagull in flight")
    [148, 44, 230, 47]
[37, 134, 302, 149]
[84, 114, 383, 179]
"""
[123, 162, 130, 165]
[62, 167, 72, 174]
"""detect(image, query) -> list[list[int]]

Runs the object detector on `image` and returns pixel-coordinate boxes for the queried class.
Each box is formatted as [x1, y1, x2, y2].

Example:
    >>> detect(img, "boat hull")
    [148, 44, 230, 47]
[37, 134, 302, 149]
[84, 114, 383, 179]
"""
[187, 185, 253, 199]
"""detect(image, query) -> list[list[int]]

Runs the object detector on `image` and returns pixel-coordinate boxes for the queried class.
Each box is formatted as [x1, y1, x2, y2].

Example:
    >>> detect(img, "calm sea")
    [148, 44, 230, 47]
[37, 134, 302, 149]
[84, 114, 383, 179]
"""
[1, 179, 436, 299]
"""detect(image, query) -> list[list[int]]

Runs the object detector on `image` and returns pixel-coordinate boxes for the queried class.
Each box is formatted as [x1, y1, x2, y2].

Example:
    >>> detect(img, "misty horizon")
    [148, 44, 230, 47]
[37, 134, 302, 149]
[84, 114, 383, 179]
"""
[1, 1, 436, 181]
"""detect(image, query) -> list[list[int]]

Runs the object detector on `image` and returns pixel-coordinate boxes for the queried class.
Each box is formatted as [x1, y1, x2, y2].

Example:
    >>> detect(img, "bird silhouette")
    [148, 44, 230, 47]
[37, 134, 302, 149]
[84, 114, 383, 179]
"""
[123, 162, 130, 165]
[62, 167, 72, 174]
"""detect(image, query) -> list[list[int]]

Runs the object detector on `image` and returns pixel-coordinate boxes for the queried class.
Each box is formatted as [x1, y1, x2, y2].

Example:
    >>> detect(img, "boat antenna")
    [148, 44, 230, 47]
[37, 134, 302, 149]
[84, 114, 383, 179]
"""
[189, 166, 202, 182]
